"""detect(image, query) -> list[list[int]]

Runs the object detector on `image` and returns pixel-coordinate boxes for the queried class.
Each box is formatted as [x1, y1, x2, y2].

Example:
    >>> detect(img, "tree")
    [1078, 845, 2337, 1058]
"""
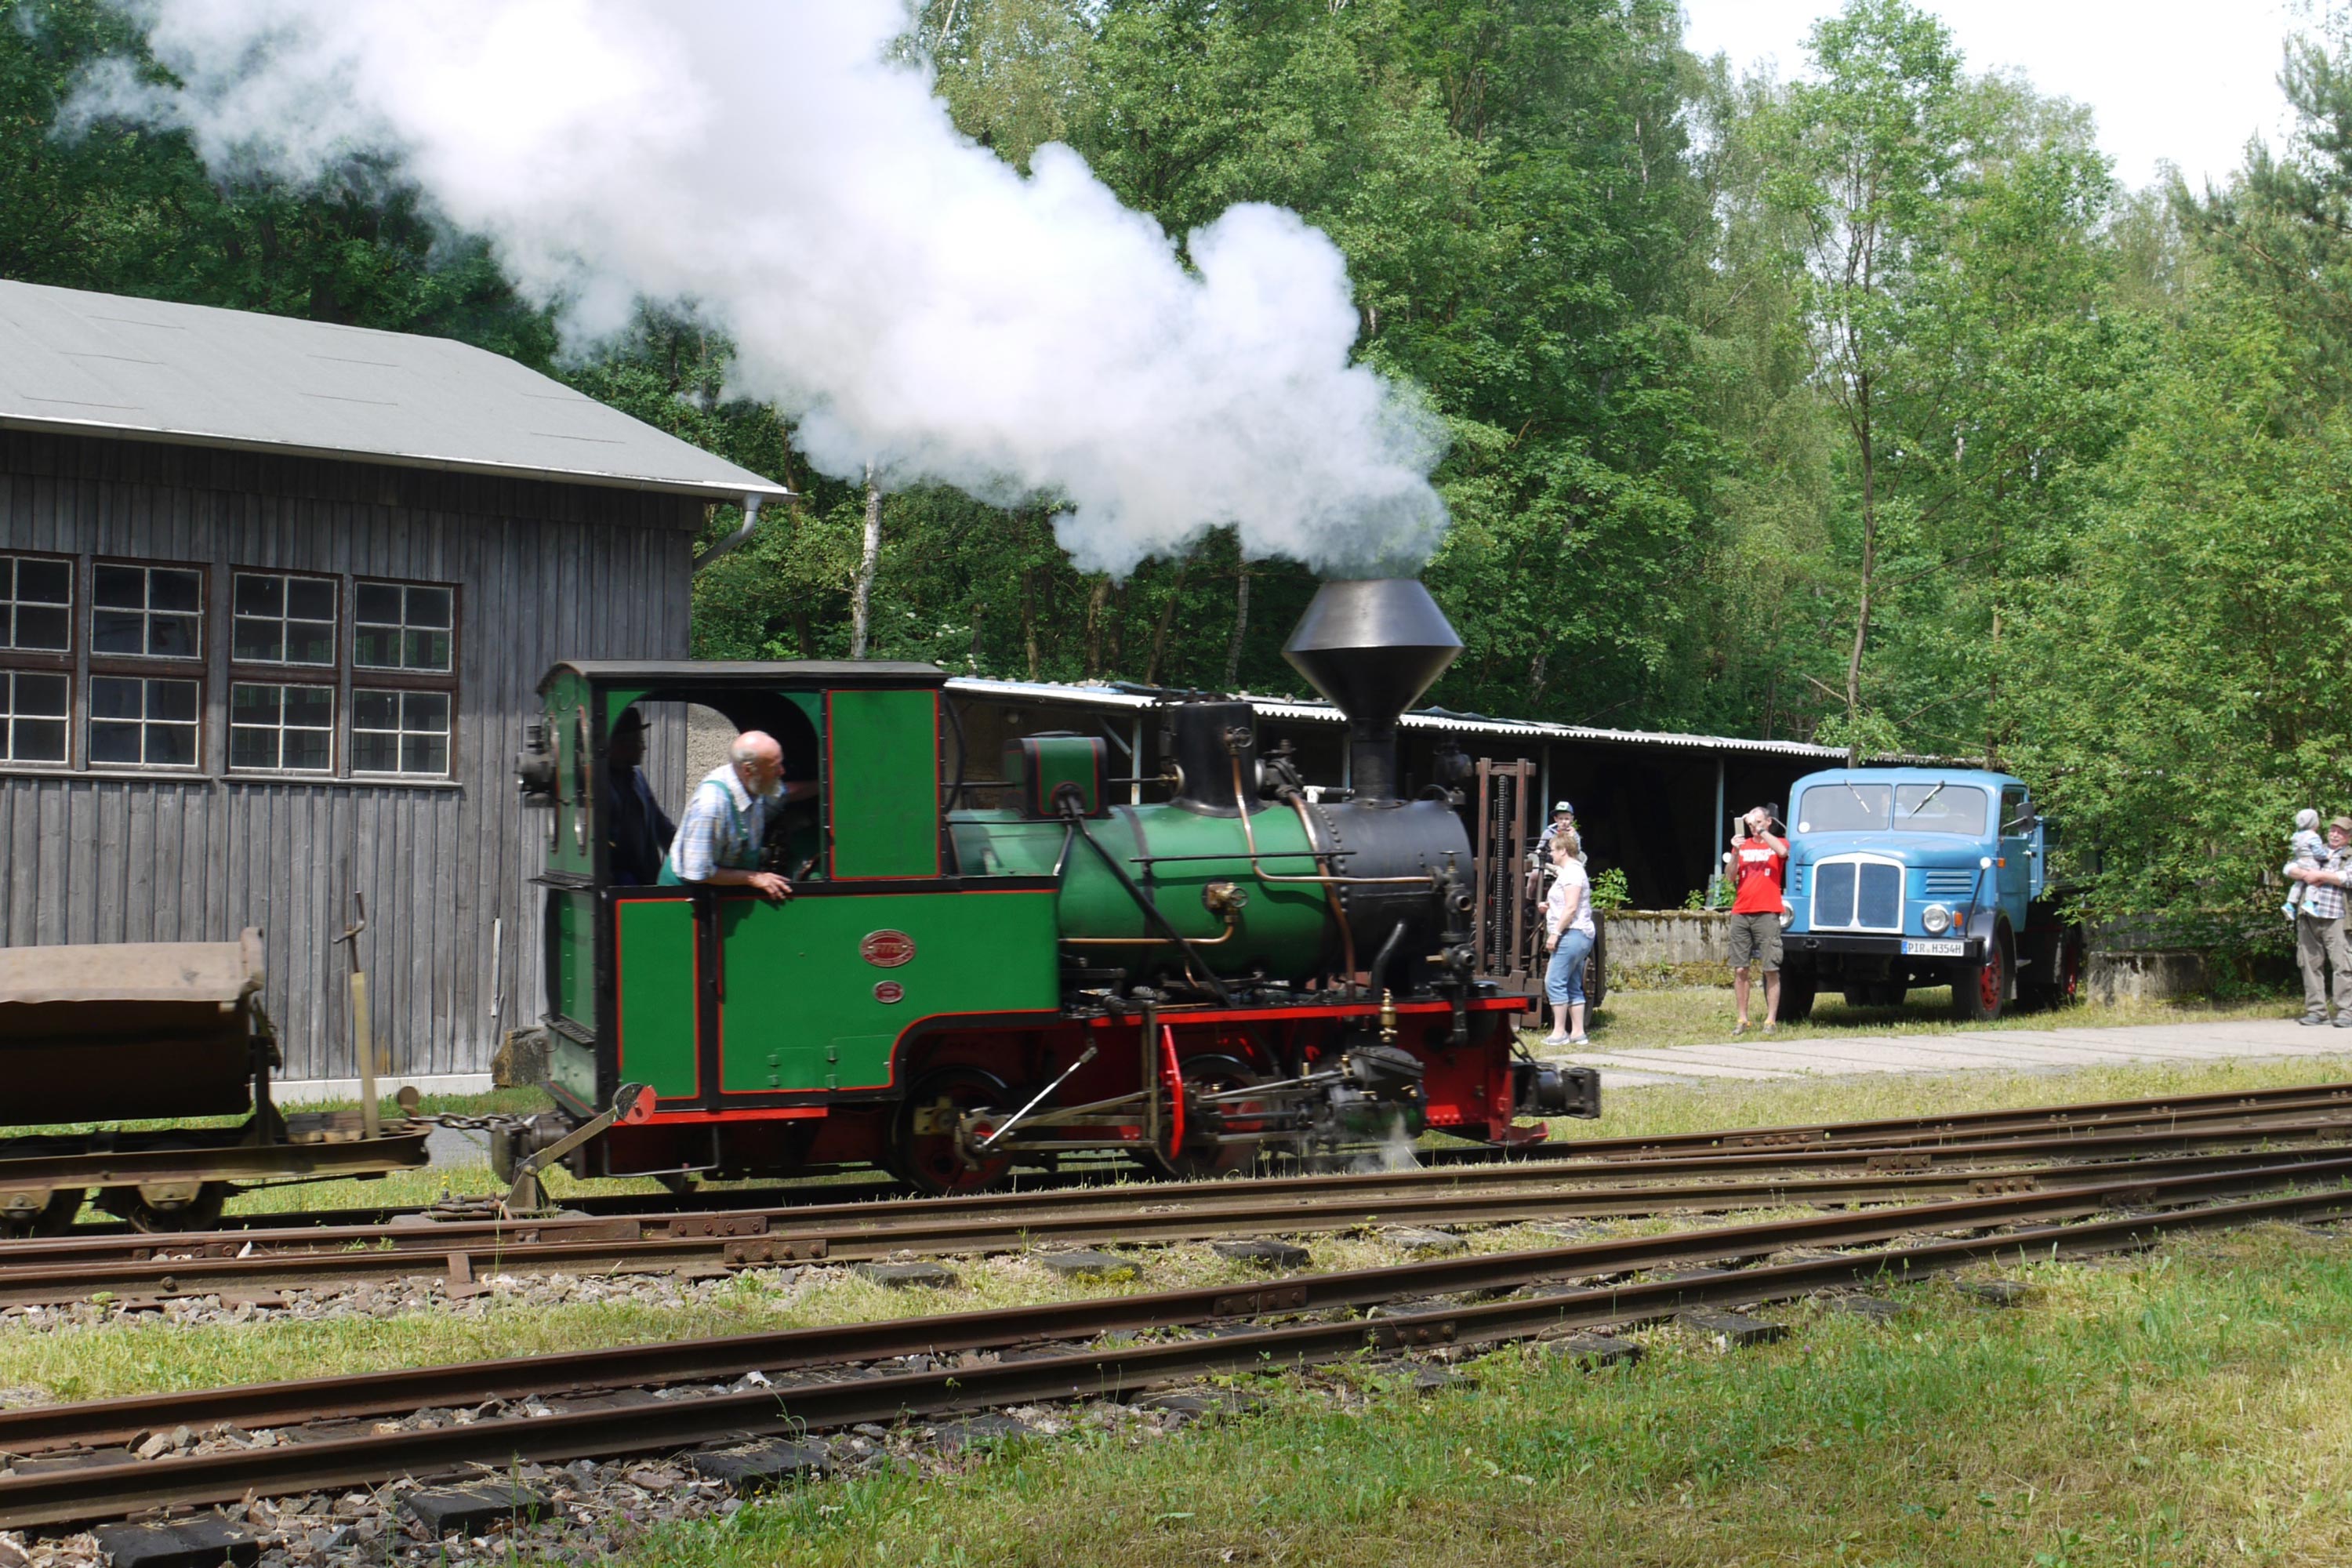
[1760, 0, 1973, 753]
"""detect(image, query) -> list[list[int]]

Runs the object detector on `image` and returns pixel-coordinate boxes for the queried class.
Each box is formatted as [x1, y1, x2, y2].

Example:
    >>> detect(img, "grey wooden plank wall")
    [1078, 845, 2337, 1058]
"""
[0, 431, 701, 1078]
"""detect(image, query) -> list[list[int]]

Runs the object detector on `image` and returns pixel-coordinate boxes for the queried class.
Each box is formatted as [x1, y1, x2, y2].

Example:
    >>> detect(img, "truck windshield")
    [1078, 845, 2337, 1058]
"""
[1896, 782, 1987, 834]
[1797, 782, 1989, 835]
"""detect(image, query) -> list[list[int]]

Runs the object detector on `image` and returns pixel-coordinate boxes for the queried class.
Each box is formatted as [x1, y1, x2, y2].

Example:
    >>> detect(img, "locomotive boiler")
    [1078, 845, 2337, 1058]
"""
[510, 578, 1599, 1194]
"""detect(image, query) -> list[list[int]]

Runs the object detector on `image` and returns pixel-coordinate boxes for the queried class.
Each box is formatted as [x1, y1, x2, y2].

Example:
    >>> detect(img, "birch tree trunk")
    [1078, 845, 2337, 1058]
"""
[1222, 559, 1250, 688]
[851, 470, 883, 659]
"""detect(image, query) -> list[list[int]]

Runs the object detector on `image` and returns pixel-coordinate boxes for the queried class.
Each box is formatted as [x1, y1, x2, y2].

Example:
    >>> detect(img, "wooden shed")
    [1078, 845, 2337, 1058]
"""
[0, 279, 789, 1084]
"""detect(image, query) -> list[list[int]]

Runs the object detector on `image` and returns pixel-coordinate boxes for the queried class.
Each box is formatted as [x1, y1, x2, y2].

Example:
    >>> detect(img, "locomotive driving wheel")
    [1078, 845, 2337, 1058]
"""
[1152, 1054, 1278, 1181]
[891, 1066, 1017, 1196]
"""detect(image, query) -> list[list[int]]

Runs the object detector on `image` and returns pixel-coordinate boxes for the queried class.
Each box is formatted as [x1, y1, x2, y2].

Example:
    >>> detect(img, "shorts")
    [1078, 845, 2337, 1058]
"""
[1728, 911, 1782, 972]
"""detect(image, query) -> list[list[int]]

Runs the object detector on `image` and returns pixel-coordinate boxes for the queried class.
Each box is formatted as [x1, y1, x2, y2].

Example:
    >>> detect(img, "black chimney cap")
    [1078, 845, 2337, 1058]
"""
[1281, 578, 1462, 726]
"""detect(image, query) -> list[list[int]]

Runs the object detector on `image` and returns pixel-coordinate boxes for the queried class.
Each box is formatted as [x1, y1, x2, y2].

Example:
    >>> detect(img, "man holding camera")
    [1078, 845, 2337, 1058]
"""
[1726, 805, 1788, 1035]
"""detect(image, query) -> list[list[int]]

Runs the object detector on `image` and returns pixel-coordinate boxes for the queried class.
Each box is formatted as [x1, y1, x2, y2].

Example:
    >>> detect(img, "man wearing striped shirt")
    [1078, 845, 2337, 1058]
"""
[2285, 815, 2352, 1025]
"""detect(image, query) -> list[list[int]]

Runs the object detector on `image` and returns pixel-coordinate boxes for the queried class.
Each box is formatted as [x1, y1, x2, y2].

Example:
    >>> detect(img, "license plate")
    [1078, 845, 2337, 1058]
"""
[1902, 938, 1965, 956]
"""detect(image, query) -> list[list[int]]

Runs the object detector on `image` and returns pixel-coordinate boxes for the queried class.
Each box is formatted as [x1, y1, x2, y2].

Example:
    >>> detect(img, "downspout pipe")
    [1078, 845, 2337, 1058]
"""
[693, 493, 788, 573]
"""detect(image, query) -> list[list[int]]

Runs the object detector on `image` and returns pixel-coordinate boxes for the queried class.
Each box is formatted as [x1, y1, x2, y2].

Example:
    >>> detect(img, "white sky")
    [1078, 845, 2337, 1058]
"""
[1680, 1, 2305, 192]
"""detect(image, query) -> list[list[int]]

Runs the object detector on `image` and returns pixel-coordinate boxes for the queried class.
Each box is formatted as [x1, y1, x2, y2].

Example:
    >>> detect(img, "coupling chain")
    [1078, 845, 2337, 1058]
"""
[411, 1111, 530, 1133]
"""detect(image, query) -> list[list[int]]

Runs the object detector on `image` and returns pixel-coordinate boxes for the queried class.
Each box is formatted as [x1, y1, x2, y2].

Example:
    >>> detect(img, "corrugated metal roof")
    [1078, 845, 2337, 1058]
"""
[944, 677, 1158, 711]
[946, 676, 1843, 758]
[0, 279, 790, 502]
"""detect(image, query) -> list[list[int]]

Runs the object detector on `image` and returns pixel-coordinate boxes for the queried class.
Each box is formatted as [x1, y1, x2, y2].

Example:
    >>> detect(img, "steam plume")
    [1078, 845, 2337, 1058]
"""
[69, 0, 1449, 576]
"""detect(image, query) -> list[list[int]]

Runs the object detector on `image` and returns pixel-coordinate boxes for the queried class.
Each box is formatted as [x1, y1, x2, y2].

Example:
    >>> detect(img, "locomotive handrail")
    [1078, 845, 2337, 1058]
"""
[1229, 756, 1438, 887]
[1123, 848, 1360, 864]
[1060, 902, 1242, 946]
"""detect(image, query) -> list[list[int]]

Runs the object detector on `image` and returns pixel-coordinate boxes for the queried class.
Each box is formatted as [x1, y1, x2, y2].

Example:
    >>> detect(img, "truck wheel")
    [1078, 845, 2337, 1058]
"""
[1950, 924, 2011, 1023]
[2018, 927, 2085, 1012]
[1584, 917, 1609, 1013]
[1777, 963, 1817, 1023]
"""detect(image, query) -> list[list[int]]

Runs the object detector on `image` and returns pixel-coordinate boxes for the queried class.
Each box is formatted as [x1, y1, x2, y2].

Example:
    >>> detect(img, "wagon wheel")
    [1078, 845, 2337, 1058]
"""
[107, 1181, 229, 1234]
[1152, 1054, 1279, 1181]
[0, 1190, 82, 1240]
[890, 1066, 1016, 1196]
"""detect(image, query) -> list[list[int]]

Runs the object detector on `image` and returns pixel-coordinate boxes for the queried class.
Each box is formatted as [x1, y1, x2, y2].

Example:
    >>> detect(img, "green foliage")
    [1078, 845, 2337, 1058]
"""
[0, 0, 557, 353]
[1588, 865, 1631, 913]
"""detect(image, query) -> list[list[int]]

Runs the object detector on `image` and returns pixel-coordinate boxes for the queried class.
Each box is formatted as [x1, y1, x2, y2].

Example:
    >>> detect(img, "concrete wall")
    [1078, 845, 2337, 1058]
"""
[1605, 911, 1731, 988]
[2083, 950, 2208, 1004]
[1603, 909, 2213, 1003]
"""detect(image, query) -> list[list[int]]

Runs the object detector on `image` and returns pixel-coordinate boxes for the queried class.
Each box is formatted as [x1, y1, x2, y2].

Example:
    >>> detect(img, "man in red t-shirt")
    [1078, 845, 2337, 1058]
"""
[1725, 805, 1789, 1033]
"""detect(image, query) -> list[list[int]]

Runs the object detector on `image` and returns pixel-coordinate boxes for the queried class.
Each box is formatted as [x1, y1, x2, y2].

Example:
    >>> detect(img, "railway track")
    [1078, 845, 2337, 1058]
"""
[0, 1119, 2345, 1308]
[3, 1147, 2350, 1529]
[71, 1075, 2352, 1242]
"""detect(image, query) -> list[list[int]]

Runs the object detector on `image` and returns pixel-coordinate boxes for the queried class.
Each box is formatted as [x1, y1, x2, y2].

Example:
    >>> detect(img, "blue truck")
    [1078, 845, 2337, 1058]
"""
[1774, 767, 2082, 1023]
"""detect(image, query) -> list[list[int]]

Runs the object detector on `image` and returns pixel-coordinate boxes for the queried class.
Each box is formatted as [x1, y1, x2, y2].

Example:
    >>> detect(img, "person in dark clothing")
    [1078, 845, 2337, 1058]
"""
[604, 706, 674, 886]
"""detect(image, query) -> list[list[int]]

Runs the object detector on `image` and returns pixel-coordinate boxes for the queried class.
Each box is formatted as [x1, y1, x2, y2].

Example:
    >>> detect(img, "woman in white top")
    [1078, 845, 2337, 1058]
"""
[1543, 829, 1595, 1046]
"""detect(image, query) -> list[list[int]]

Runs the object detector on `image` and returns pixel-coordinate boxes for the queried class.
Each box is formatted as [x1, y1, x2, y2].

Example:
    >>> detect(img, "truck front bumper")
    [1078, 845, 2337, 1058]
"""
[1787, 932, 1985, 963]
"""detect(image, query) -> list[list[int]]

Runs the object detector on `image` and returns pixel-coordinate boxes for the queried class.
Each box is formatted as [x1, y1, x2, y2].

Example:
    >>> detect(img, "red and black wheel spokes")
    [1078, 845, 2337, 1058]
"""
[893, 1067, 1016, 1196]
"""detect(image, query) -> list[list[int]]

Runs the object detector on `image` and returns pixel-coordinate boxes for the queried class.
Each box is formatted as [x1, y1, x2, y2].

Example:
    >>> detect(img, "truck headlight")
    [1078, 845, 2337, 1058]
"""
[1778, 904, 1795, 929]
[1922, 903, 1952, 935]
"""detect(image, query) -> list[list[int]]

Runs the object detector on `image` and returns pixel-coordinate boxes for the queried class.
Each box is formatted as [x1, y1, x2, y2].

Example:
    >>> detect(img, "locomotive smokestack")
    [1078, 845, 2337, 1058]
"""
[1282, 578, 1461, 804]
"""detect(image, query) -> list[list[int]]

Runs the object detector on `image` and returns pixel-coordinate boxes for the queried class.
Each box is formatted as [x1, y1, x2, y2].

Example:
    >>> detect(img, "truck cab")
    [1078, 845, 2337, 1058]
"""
[1776, 767, 2080, 1023]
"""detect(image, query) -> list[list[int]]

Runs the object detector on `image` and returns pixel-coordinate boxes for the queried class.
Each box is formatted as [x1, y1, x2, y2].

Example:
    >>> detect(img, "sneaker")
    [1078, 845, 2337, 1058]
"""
[1733, 1020, 1750, 1036]
[1566, 1033, 1590, 1046]
[1541, 1033, 1571, 1047]
[2301, 1013, 2330, 1026]
[2334, 1014, 2352, 1028]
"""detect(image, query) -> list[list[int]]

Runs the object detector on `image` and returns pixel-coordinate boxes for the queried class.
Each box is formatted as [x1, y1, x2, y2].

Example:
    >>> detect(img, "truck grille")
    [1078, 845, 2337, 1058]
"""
[1922, 869, 1976, 897]
[1813, 859, 1903, 931]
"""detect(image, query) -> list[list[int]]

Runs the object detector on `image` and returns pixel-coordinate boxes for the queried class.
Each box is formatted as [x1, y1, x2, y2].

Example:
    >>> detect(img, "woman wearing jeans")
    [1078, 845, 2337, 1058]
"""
[1543, 830, 1595, 1046]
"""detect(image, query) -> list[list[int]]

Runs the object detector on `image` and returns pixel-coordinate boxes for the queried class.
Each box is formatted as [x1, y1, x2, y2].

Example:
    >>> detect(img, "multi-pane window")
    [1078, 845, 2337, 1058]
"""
[353, 688, 450, 776]
[230, 683, 335, 772]
[1, 554, 72, 767]
[354, 582, 452, 672]
[0, 671, 68, 764]
[2, 556, 71, 652]
[88, 675, 199, 768]
[92, 564, 202, 659]
[232, 573, 336, 666]
[8, 555, 459, 780]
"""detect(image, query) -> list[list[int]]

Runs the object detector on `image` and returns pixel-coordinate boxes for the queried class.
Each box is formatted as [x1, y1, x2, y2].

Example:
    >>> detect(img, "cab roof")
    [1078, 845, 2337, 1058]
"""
[1791, 765, 2025, 793]
[539, 659, 948, 695]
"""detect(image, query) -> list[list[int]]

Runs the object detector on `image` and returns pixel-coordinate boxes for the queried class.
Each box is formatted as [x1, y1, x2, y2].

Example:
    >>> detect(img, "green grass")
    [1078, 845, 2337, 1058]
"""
[604, 1225, 2352, 1567]
[1566, 985, 2291, 1053]
[0, 1219, 1696, 1400]
[1519, 989, 2350, 1149]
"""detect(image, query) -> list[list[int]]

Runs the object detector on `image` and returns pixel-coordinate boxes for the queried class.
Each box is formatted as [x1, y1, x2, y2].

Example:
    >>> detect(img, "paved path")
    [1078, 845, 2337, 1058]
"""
[1555, 1018, 2352, 1090]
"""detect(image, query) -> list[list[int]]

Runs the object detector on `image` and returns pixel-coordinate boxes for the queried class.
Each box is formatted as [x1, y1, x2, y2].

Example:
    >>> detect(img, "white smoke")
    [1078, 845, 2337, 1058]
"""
[67, 0, 1449, 577]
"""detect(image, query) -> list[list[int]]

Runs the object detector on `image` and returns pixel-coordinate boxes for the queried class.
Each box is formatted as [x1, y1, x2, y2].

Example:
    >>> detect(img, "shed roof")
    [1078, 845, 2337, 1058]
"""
[946, 676, 1843, 759]
[0, 279, 790, 503]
